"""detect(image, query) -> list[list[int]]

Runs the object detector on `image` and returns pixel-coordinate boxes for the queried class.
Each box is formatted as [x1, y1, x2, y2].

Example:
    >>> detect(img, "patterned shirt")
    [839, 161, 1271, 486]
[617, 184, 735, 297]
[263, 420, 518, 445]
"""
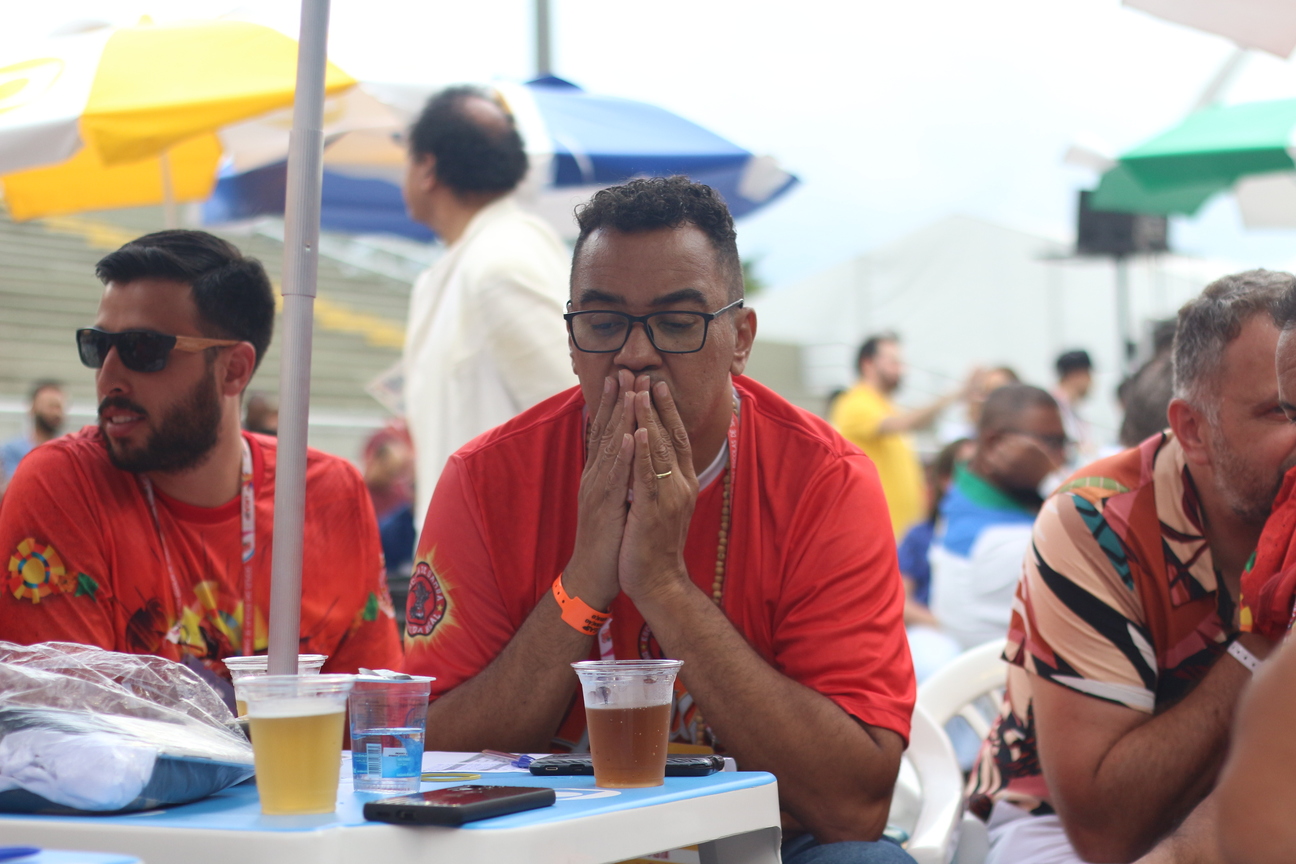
[1, 427, 403, 685]
[968, 432, 1235, 817]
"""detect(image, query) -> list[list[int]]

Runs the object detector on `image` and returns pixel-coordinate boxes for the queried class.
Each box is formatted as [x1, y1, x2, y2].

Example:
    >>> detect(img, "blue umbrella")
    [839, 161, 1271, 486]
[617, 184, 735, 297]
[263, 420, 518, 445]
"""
[202, 76, 797, 240]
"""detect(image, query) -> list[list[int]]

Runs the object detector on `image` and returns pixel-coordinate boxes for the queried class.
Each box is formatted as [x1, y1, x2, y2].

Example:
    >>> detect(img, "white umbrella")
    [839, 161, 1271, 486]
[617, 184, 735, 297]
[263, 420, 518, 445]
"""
[1124, 0, 1296, 58]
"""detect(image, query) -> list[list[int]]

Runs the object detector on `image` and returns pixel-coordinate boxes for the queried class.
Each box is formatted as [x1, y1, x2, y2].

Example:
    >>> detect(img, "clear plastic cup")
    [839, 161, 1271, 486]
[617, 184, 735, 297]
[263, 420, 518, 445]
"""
[572, 659, 683, 788]
[348, 674, 434, 794]
[240, 674, 355, 815]
[224, 654, 328, 716]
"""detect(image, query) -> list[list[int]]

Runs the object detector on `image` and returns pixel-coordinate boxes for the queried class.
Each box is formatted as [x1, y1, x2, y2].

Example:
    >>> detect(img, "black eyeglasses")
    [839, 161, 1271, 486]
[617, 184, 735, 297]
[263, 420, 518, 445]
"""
[564, 299, 744, 354]
[76, 328, 240, 373]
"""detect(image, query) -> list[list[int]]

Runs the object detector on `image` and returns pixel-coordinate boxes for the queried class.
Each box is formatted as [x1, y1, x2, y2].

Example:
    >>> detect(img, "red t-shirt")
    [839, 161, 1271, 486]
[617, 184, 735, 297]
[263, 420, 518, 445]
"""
[403, 377, 914, 748]
[1, 427, 403, 678]
[1241, 464, 1296, 639]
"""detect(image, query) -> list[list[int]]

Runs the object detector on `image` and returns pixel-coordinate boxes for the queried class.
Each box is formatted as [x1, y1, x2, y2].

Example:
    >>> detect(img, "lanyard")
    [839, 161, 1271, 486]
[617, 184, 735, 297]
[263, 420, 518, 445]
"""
[597, 404, 740, 661]
[140, 436, 256, 656]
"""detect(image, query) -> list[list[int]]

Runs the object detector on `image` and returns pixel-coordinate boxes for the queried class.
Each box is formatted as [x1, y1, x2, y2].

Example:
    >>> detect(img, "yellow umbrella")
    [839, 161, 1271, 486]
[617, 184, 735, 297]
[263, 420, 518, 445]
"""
[0, 18, 356, 220]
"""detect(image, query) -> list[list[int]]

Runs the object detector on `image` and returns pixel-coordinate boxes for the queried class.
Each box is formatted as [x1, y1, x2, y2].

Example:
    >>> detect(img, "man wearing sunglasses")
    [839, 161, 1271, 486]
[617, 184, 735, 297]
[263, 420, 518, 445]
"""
[927, 384, 1067, 653]
[0, 230, 402, 704]
[403, 178, 916, 863]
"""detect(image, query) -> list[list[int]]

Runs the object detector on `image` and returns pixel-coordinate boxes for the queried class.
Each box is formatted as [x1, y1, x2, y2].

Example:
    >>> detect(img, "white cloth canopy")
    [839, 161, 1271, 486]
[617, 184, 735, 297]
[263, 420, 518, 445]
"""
[1124, 0, 1296, 58]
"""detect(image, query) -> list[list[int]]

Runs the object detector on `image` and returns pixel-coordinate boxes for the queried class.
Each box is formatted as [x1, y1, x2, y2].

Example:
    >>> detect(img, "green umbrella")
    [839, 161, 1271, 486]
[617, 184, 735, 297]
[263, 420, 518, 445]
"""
[1091, 98, 1296, 216]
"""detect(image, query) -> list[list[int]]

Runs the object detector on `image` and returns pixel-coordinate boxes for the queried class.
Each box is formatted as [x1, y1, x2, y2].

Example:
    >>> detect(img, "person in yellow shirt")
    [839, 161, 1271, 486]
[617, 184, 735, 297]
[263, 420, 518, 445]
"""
[831, 333, 977, 537]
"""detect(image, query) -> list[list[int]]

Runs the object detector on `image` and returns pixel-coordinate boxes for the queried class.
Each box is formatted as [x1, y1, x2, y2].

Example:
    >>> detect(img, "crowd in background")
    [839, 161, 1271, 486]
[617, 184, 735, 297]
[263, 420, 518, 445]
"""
[5, 81, 1296, 864]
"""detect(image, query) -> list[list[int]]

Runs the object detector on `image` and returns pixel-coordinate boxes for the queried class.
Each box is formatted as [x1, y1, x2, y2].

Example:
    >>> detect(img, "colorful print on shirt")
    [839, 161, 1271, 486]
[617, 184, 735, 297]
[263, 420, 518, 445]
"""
[969, 433, 1233, 818]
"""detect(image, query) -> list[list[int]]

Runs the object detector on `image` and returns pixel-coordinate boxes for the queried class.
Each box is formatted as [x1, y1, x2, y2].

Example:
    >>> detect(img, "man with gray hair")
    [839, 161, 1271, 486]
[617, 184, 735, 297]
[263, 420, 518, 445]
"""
[967, 270, 1296, 864]
[1196, 274, 1296, 864]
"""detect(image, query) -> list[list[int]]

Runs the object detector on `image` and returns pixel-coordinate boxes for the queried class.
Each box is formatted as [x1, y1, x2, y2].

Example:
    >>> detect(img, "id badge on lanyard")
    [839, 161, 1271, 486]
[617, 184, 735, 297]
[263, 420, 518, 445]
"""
[141, 437, 256, 656]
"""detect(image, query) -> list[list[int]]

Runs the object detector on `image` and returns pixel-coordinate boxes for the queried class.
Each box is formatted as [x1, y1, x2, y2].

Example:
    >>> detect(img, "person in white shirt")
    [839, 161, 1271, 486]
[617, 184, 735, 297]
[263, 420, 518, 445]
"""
[401, 85, 576, 525]
[928, 385, 1067, 650]
[1052, 349, 1094, 463]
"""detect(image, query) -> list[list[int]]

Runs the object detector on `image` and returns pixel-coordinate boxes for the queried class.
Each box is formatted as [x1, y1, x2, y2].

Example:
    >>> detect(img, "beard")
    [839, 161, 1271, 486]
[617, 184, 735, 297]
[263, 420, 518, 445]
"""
[33, 411, 62, 437]
[1212, 432, 1291, 527]
[101, 370, 222, 475]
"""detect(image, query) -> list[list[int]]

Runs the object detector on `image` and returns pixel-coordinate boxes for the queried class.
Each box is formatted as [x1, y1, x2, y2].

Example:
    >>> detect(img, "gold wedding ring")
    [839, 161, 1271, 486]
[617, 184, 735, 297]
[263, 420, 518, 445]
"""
[655, 470, 673, 480]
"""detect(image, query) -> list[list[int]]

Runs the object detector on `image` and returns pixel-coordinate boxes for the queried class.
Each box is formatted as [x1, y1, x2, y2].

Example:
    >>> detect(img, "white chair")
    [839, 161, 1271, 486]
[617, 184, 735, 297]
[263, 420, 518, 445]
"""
[894, 702, 965, 864]
[917, 638, 1008, 734]
[912, 638, 1009, 864]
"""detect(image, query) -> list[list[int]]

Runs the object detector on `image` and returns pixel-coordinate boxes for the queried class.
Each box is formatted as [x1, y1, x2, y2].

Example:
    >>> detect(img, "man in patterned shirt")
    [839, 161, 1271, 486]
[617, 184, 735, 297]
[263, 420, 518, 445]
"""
[968, 270, 1296, 864]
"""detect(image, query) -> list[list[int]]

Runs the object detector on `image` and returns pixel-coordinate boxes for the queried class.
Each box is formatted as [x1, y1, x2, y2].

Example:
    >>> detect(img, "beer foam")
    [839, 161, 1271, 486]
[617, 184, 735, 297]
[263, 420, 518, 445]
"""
[585, 696, 664, 711]
[246, 698, 345, 719]
[582, 677, 674, 710]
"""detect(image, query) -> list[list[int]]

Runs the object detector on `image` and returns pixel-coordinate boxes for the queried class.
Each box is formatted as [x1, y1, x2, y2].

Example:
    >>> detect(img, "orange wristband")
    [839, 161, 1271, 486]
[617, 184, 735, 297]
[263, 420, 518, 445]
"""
[552, 573, 609, 636]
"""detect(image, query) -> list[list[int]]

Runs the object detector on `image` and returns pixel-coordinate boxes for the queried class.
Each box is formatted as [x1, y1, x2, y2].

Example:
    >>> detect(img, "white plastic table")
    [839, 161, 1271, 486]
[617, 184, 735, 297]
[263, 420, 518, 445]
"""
[0, 760, 781, 864]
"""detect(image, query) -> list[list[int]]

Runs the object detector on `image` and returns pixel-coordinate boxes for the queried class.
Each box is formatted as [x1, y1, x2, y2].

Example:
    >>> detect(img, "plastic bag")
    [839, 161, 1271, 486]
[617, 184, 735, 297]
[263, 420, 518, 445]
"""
[0, 641, 254, 814]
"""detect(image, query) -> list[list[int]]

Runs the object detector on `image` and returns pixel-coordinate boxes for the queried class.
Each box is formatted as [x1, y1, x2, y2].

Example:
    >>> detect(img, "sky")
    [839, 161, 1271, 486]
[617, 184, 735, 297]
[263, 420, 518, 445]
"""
[6, 0, 1296, 289]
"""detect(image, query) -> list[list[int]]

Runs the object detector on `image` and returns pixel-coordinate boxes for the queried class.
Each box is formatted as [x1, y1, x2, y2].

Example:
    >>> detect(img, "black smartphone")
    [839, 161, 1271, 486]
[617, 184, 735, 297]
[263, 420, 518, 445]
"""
[529, 753, 725, 777]
[362, 785, 557, 826]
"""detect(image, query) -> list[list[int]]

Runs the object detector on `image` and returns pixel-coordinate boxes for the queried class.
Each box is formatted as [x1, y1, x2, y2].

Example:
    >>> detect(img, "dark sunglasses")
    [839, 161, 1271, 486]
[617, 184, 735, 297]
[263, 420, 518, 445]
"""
[76, 328, 240, 373]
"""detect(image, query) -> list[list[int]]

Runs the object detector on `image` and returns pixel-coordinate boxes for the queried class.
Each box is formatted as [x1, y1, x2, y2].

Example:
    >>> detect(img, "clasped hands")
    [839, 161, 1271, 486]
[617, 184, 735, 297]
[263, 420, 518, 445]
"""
[563, 369, 699, 614]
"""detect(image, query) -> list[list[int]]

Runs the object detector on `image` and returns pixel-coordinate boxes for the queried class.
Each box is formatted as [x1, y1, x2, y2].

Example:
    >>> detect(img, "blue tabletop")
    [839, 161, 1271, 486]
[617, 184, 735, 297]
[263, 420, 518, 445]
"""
[0, 772, 776, 834]
[1, 852, 139, 864]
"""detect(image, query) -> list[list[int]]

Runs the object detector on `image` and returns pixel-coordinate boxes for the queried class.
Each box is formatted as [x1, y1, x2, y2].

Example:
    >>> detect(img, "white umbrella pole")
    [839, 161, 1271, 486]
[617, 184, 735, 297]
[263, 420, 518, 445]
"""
[159, 150, 178, 229]
[267, 0, 331, 676]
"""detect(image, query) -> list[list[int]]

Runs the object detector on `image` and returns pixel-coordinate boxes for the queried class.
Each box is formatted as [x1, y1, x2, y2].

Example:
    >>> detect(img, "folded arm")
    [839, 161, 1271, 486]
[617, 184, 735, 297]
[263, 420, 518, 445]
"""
[1033, 634, 1269, 862]
[1215, 634, 1296, 864]
[637, 582, 904, 841]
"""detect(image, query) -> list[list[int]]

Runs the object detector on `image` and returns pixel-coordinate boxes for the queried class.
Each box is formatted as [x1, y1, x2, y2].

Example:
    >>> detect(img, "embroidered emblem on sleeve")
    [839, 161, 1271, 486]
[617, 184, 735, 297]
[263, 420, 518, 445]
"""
[8, 539, 75, 603]
[406, 561, 448, 637]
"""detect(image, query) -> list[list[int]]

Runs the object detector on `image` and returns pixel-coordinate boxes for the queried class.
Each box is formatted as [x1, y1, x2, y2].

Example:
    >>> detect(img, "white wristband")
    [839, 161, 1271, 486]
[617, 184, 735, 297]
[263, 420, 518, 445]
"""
[1228, 639, 1262, 674]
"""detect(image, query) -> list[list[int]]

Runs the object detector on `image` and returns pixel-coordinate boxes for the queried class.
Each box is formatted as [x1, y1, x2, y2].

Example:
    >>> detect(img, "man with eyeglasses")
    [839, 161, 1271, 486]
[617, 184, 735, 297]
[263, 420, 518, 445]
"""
[403, 177, 916, 863]
[968, 271, 1296, 864]
[928, 384, 1066, 652]
[0, 230, 402, 705]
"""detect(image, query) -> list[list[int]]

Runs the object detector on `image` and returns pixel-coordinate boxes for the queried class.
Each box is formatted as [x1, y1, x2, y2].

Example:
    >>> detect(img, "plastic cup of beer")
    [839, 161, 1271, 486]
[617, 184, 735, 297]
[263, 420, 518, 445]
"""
[348, 673, 434, 794]
[571, 659, 683, 788]
[224, 653, 328, 716]
[239, 674, 355, 815]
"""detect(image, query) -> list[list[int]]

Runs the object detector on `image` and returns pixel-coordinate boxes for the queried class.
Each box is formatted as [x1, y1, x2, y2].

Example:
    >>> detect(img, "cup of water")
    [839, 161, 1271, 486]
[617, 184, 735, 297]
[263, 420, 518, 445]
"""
[349, 672, 434, 794]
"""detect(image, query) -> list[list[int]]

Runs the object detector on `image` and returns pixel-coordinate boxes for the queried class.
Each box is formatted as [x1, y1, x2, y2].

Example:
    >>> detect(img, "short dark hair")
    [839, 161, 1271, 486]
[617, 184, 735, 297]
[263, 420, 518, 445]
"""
[1055, 350, 1093, 379]
[28, 379, 62, 403]
[932, 437, 970, 483]
[573, 176, 742, 300]
[1174, 269, 1292, 413]
[1119, 353, 1173, 447]
[978, 384, 1059, 437]
[987, 365, 1020, 385]
[95, 230, 276, 371]
[409, 85, 528, 195]
[856, 332, 900, 371]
